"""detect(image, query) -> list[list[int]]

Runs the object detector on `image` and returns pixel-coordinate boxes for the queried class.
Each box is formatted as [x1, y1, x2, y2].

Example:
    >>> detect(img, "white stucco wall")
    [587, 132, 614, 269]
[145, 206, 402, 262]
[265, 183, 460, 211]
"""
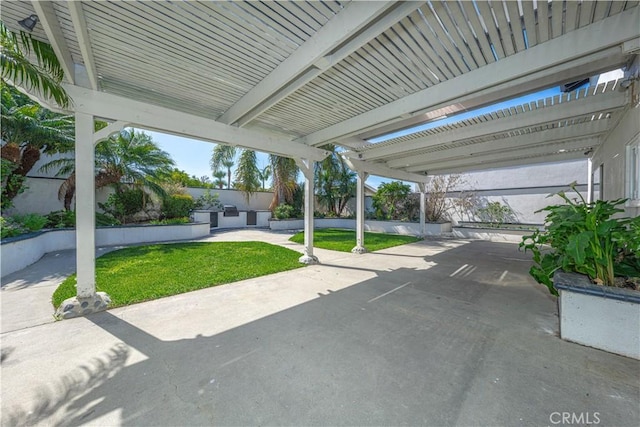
[590, 106, 640, 217]
[5, 177, 274, 216]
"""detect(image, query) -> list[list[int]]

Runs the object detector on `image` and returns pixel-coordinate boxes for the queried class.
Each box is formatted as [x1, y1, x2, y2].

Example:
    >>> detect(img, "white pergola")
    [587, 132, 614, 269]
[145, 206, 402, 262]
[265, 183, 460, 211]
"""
[3, 1, 639, 315]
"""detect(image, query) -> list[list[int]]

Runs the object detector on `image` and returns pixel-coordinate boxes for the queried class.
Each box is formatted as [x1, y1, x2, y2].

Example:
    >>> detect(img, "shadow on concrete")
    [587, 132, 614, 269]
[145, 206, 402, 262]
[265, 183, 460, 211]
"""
[3, 241, 638, 426]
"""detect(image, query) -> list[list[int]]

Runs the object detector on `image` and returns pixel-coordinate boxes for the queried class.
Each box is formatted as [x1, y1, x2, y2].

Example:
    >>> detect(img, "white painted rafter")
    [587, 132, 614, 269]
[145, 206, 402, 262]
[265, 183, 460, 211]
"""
[414, 137, 600, 172]
[427, 151, 586, 175]
[31, 1, 75, 84]
[219, 1, 421, 127]
[64, 85, 329, 162]
[357, 89, 627, 161]
[388, 119, 612, 170]
[342, 157, 427, 184]
[68, 1, 99, 91]
[299, 6, 640, 147]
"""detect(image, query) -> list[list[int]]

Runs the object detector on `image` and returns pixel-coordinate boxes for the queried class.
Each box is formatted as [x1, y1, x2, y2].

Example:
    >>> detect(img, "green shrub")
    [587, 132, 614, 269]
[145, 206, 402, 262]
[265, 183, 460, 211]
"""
[149, 217, 190, 225]
[45, 210, 76, 228]
[1, 216, 27, 239]
[477, 201, 514, 226]
[161, 193, 195, 219]
[12, 213, 48, 232]
[194, 189, 223, 210]
[95, 212, 121, 226]
[98, 188, 148, 224]
[273, 204, 296, 220]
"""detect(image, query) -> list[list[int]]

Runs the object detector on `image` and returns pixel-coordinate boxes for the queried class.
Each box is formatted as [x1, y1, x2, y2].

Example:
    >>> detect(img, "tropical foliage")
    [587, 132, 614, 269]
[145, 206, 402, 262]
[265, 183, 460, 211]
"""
[269, 154, 299, 210]
[158, 168, 213, 188]
[0, 21, 70, 108]
[42, 128, 175, 210]
[372, 181, 411, 220]
[210, 144, 236, 189]
[234, 149, 261, 201]
[1, 85, 74, 208]
[315, 144, 356, 217]
[520, 184, 640, 295]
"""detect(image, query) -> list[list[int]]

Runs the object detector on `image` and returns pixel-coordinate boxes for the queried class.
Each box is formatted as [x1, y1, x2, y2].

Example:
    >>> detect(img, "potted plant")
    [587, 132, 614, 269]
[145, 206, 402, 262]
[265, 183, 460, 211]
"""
[520, 183, 640, 359]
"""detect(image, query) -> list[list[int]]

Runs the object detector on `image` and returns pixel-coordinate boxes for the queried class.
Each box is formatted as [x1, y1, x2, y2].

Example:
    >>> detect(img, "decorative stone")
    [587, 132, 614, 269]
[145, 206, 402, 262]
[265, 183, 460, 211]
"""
[54, 292, 111, 320]
[298, 254, 319, 265]
[351, 245, 368, 254]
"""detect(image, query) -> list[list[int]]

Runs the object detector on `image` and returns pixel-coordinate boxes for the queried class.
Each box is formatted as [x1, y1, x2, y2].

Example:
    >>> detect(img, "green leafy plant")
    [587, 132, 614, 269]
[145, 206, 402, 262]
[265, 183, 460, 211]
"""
[45, 210, 76, 228]
[95, 212, 120, 226]
[98, 188, 148, 224]
[11, 213, 48, 232]
[273, 204, 297, 220]
[161, 193, 195, 219]
[0, 216, 26, 239]
[372, 181, 411, 220]
[476, 201, 515, 227]
[194, 189, 223, 211]
[149, 217, 190, 225]
[520, 184, 640, 295]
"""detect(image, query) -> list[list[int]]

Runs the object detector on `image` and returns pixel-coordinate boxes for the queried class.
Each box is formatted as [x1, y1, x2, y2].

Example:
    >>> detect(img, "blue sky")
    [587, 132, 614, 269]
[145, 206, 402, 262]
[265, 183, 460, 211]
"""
[148, 69, 621, 189]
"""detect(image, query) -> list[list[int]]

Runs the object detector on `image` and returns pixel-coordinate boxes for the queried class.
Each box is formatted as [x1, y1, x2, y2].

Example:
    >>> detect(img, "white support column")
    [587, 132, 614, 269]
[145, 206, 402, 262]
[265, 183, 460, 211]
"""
[418, 182, 427, 237]
[352, 170, 369, 254]
[296, 159, 319, 265]
[54, 113, 111, 319]
[587, 157, 594, 204]
[75, 112, 96, 298]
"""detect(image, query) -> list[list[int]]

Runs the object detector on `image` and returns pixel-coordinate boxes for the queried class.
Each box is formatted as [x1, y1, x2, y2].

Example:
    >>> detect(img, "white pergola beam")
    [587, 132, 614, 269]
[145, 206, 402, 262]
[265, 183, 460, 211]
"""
[428, 152, 586, 175]
[415, 137, 600, 172]
[219, 1, 404, 126]
[31, 0, 75, 84]
[64, 85, 329, 162]
[342, 156, 426, 184]
[392, 120, 611, 170]
[298, 7, 640, 146]
[68, 1, 99, 91]
[360, 89, 626, 161]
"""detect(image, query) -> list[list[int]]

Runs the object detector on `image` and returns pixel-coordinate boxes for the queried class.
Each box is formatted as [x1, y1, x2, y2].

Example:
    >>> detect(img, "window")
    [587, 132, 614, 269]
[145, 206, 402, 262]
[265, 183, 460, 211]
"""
[627, 137, 640, 206]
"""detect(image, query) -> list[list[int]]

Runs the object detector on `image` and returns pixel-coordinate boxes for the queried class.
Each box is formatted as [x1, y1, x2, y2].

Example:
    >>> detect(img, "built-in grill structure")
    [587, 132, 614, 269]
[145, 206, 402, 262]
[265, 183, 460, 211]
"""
[223, 205, 239, 217]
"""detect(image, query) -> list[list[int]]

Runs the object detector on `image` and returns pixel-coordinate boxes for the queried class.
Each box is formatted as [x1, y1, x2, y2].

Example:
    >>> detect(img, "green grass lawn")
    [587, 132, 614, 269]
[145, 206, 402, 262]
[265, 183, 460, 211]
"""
[52, 242, 304, 309]
[289, 228, 420, 252]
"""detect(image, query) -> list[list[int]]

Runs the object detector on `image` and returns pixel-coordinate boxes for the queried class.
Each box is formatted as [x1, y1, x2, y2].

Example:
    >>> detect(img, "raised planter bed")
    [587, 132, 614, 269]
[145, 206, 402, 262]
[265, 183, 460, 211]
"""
[268, 218, 450, 236]
[452, 225, 539, 243]
[1, 222, 211, 278]
[554, 271, 640, 360]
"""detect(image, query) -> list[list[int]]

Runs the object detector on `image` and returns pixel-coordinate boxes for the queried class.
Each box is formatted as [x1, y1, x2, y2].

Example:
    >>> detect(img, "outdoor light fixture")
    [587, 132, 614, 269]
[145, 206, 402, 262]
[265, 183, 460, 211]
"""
[18, 14, 38, 32]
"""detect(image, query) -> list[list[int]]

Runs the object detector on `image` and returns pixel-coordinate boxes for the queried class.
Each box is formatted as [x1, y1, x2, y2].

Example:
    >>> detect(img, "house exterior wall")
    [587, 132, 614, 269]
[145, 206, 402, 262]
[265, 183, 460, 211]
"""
[590, 105, 640, 218]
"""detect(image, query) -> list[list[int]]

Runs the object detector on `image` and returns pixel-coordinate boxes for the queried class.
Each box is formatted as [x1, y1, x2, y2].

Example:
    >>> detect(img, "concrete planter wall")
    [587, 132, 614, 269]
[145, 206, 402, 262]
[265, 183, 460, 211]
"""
[1, 222, 211, 278]
[452, 226, 532, 243]
[268, 218, 450, 236]
[554, 271, 640, 360]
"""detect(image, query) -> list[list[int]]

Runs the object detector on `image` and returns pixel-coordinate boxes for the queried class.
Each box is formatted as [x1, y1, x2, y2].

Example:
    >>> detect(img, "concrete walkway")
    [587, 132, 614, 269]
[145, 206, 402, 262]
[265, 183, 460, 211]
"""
[1, 230, 638, 426]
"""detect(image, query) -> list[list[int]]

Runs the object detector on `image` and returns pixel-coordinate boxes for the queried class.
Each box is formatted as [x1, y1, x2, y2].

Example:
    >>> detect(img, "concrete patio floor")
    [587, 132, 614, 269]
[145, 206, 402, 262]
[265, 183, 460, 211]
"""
[1, 230, 638, 426]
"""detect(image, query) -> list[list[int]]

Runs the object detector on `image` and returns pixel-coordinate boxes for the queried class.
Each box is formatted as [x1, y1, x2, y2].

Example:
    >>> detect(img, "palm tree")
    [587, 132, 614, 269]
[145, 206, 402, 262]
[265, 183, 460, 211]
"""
[0, 21, 70, 108]
[210, 144, 236, 189]
[1, 86, 74, 206]
[42, 129, 175, 210]
[212, 170, 226, 189]
[258, 164, 272, 191]
[234, 149, 261, 202]
[315, 144, 356, 216]
[268, 155, 299, 210]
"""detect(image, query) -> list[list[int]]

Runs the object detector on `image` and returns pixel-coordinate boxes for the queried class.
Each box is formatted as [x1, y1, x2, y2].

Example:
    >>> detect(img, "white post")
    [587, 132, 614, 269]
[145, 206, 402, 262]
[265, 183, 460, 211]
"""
[296, 159, 319, 264]
[54, 112, 111, 319]
[75, 112, 96, 298]
[352, 170, 368, 254]
[587, 157, 593, 204]
[418, 182, 427, 237]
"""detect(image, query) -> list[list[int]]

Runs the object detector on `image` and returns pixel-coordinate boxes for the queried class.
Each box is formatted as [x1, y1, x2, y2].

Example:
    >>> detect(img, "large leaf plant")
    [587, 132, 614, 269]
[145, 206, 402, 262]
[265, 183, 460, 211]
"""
[520, 183, 640, 296]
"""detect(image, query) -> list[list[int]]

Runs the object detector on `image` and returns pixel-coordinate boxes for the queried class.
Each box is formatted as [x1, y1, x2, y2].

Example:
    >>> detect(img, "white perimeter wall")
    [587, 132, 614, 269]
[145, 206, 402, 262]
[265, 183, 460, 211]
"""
[5, 178, 273, 216]
[427, 160, 591, 224]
